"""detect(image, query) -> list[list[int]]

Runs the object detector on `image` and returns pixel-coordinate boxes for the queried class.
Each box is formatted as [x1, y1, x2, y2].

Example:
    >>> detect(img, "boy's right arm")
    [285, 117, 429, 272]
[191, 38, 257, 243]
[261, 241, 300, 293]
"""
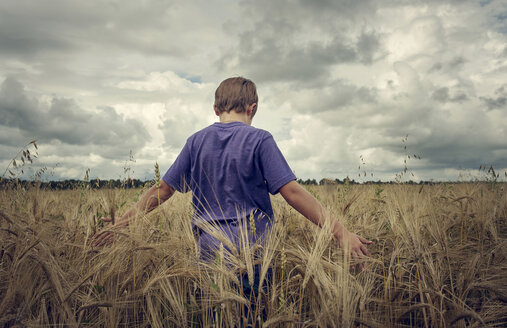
[91, 180, 175, 247]
[279, 181, 371, 263]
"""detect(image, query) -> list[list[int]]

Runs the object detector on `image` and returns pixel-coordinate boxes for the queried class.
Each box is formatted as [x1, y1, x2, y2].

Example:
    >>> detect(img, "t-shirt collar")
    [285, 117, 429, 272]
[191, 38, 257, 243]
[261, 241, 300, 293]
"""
[213, 121, 248, 127]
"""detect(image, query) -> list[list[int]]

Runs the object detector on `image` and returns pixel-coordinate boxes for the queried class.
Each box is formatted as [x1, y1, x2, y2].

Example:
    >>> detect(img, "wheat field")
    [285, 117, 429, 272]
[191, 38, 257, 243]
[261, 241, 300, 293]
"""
[0, 182, 505, 327]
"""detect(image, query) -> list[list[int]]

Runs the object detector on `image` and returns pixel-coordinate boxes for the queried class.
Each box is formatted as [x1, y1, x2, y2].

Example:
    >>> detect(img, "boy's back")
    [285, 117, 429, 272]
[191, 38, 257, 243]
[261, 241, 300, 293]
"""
[163, 121, 296, 256]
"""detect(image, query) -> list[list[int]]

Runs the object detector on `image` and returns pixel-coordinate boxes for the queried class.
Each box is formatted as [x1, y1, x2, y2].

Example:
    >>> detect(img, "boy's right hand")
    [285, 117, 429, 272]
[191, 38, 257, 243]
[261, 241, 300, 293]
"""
[91, 216, 127, 247]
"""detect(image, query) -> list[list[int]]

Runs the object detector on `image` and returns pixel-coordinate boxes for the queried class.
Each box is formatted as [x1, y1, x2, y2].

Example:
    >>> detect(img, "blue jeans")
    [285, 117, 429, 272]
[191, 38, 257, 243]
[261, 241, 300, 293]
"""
[239, 264, 272, 326]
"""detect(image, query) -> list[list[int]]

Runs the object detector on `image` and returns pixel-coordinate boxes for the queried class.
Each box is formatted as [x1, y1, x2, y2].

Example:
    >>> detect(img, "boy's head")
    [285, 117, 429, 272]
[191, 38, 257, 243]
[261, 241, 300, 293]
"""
[214, 77, 258, 116]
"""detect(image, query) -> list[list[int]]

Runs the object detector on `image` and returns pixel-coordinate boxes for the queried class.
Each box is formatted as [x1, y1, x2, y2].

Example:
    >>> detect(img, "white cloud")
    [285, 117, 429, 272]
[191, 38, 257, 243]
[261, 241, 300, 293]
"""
[117, 71, 202, 92]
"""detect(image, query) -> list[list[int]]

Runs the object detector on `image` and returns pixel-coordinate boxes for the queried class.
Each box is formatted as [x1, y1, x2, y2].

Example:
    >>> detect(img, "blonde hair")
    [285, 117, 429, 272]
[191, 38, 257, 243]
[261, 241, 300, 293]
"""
[214, 77, 258, 114]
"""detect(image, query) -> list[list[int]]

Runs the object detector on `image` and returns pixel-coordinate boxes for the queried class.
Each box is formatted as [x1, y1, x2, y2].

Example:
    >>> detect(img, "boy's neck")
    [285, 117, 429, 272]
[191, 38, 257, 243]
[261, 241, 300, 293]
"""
[218, 111, 253, 125]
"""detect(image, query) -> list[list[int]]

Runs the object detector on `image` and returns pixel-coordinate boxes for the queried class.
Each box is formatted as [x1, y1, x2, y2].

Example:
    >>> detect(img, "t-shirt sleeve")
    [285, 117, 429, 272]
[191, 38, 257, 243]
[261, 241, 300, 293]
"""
[162, 140, 192, 193]
[258, 135, 296, 195]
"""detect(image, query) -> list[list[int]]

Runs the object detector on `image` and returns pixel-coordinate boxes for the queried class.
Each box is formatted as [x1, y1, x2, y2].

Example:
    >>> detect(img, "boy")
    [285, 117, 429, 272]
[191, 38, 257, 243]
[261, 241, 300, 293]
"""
[92, 77, 371, 258]
[92, 77, 371, 324]
[91, 76, 370, 265]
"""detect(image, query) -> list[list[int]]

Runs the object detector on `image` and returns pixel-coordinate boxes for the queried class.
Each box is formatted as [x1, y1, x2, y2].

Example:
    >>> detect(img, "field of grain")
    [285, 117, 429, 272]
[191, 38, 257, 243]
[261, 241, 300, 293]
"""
[0, 182, 506, 327]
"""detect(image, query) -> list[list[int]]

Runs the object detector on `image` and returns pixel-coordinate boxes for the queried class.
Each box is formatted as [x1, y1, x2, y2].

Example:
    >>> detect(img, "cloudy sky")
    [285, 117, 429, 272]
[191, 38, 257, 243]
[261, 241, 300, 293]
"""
[0, 0, 506, 182]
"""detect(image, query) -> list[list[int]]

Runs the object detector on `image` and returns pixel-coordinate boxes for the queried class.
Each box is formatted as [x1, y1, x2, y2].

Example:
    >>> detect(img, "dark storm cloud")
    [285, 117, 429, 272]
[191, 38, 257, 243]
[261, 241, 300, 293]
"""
[359, 96, 506, 171]
[217, 0, 381, 84]
[0, 29, 72, 58]
[449, 56, 466, 69]
[0, 0, 196, 98]
[430, 58, 468, 76]
[432, 87, 468, 103]
[480, 86, 507, 110]
[290, 80, 377, 113]
[218, 36, 356, 83]
[409, 125, 507, 170]
[429, 57, 467, 73]
[0, 1, 182, 59]
[0, 77, 149, 158]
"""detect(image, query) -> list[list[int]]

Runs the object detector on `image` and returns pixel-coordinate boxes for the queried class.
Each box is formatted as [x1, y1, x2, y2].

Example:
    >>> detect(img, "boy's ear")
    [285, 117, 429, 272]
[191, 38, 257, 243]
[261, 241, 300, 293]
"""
[247, 103, 257, 116]
[214, 105, 220, 116]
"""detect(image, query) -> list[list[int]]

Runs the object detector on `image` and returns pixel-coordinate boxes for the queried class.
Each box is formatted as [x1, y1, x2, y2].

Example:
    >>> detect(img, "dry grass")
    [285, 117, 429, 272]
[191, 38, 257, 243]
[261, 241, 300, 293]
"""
[0, 183, 506, 327]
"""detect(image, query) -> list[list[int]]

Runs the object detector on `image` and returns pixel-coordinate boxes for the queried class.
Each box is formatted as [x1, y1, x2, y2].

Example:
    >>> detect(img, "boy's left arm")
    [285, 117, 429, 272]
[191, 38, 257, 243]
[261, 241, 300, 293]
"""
[279, 180, 371, 264]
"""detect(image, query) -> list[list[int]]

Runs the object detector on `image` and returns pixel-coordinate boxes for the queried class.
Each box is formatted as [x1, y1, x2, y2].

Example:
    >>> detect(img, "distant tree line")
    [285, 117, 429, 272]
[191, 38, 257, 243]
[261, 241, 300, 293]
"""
[299, 178, 448, 186]
[0, 177, 499, 190]
[0, 178, 151, 190]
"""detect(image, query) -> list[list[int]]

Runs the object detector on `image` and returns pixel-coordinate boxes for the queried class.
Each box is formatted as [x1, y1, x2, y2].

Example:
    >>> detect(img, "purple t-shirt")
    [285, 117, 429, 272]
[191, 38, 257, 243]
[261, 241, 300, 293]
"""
[163, 121, 296, 257]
